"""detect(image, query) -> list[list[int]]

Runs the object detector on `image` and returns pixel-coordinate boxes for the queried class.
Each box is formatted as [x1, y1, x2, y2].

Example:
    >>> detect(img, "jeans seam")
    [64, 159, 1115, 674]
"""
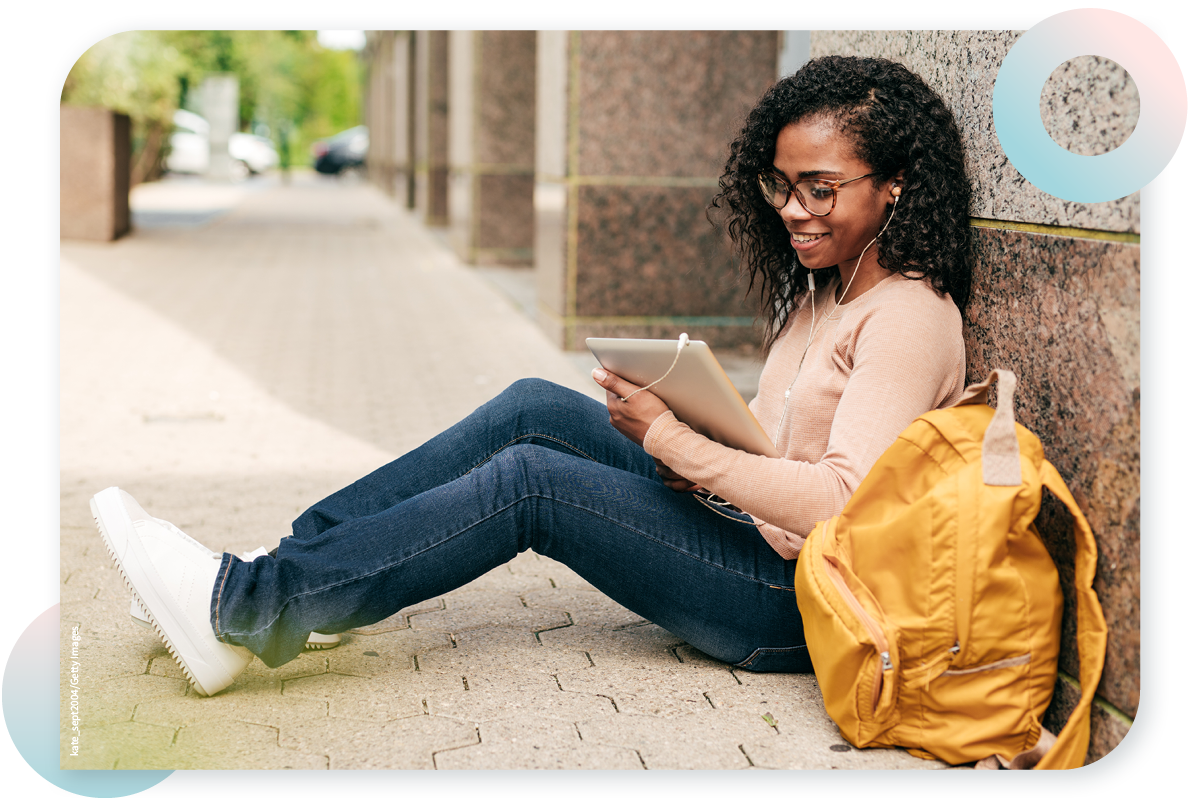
[235, 491, 787, 639]
[466, 434, 599, 476]
[736, 644, 810, 669]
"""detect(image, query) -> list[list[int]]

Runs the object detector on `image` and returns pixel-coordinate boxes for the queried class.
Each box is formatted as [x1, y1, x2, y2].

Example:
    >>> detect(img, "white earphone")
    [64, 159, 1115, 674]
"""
[620, 333, 689, 403]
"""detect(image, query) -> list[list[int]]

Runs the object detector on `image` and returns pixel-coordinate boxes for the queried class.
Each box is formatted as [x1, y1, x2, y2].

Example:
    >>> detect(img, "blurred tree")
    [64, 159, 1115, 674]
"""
[62, 30, 362, 184]
[61, 31, 190, 184]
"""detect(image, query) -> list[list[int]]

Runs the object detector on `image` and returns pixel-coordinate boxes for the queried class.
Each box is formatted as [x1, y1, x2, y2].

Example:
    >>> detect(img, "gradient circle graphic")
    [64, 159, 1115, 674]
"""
[993, 8, 1187, 203]
[3, 605, 171, 797]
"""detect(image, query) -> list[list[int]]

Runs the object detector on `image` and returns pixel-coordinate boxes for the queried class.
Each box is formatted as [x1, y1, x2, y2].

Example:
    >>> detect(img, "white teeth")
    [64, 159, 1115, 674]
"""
[792, 233, 824, 243]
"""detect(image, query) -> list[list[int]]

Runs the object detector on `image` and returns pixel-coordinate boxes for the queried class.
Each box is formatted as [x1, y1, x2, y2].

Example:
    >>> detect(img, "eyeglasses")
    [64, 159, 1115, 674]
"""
[756, 171, 881, 216]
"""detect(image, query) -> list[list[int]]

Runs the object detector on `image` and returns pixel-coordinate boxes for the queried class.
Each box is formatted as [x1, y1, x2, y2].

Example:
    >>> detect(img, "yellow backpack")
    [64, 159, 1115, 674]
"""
[794, 369, 1108, 768]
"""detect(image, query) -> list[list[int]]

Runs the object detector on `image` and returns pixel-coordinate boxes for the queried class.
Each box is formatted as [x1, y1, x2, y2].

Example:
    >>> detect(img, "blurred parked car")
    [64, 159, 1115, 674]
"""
[166, 109, 279, 180]
[312, 126, 368, 174]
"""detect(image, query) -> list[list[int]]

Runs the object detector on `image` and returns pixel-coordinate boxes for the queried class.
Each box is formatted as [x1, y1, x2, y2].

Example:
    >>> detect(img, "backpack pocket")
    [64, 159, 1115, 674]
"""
[823, 552, 900, 721]
[796, 517, 901, 746]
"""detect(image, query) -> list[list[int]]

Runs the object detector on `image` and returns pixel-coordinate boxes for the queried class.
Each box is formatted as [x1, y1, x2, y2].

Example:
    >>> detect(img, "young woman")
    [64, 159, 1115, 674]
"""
[93, 55, 972, 697]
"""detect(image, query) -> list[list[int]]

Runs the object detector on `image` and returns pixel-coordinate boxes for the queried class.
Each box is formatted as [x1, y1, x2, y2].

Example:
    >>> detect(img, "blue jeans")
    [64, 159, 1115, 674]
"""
[210, 378, 811, 672]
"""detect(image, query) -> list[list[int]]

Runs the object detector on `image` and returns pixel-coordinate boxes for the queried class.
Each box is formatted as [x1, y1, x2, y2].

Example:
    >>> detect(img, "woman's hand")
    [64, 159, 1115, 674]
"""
[592, 368, 701, 493]
[653, 457, 702, 493]
[592, 368, 671, 448]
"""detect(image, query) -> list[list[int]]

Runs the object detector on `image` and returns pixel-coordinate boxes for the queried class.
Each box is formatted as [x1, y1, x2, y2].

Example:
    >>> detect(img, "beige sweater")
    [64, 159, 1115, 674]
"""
[643, 272, 966, 560]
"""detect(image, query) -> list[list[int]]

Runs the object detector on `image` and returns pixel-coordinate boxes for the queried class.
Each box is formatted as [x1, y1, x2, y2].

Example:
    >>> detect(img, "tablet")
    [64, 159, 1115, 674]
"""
[586, 337, 781, 458]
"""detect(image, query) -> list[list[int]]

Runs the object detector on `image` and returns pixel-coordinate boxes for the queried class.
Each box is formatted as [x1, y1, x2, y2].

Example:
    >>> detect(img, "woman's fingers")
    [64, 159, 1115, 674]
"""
[592, 368, 670, 445]
[653, 458, 684, 481]
[591, 368, 639, 400]
[653, 458, 700, 493]
[590, 371, 693, 491]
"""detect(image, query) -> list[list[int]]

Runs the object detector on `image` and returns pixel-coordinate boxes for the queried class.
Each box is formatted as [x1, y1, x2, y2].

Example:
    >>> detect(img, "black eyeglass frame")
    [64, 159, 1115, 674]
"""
[756, 170, 883, 216]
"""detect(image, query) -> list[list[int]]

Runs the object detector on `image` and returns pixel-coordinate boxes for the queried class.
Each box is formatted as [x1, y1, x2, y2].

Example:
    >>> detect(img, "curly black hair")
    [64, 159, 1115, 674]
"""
[712, 55, 973, 348]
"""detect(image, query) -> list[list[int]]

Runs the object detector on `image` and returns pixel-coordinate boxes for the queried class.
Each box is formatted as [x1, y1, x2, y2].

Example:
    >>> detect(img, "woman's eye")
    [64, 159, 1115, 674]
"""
[807, 185, 835, 200]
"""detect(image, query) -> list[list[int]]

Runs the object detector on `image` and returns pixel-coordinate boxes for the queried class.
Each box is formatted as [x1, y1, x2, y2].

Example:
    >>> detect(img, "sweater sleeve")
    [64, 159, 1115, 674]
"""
[642, 289, 964, 560]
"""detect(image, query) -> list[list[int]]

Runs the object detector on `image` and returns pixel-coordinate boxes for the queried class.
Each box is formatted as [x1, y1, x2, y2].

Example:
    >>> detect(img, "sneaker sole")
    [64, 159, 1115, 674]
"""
[91, 490, 241, 696]
[304, 639, 340, 651]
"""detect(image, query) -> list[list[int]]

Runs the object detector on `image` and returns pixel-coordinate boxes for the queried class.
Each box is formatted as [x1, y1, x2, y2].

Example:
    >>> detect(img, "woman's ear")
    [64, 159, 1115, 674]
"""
[887, 172, 905, 203]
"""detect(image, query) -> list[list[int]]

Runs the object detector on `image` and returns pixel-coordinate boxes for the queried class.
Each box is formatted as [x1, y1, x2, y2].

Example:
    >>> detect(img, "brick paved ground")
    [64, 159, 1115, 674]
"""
[58, 171, 949, 770]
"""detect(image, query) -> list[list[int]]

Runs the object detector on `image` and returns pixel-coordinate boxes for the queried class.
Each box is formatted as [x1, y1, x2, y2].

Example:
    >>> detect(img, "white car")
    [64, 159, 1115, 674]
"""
[166, 109, 279, 180]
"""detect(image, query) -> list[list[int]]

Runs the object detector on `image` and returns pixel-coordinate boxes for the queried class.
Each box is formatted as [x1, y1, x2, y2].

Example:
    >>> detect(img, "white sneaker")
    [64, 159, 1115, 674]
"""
[128, 545, 342, 651]
[91, 487, 253, 696]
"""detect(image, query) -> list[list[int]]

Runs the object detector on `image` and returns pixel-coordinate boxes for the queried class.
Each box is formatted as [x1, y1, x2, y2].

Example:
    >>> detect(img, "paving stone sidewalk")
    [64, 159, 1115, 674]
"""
[59, 171, 948, 770]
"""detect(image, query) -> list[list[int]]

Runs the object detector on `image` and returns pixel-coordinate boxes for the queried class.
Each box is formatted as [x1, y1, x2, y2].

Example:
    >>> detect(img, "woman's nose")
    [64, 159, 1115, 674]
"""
[779, 191, 813, 222]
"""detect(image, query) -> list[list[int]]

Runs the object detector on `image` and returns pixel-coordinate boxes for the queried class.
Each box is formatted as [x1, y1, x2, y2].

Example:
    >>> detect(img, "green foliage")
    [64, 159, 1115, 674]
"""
[295, 46, 363, 152]
[61, 31, 189, 180]
[62, 30, 363, 180]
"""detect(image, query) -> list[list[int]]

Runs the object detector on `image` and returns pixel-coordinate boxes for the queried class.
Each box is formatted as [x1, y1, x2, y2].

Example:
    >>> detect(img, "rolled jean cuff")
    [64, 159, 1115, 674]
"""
[210, 551, 238, 643]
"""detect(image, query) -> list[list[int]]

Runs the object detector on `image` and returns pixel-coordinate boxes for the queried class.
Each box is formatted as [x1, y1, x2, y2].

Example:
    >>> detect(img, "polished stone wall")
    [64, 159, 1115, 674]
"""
[812, 31, 1140, 235]
[60, 105, 130, 241]
[448, 31, 537, 264]
[535, 31, 776, 350]
[414, 31, 449, 226]
[813, 31, 1139, 763]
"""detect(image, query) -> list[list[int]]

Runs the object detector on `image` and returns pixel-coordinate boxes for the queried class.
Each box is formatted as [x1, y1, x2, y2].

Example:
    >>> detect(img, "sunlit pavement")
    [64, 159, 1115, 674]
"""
[58, 170, 947, 769]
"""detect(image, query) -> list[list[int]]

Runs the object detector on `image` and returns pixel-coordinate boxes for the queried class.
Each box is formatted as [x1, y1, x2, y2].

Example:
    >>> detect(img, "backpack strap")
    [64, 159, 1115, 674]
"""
[954, 372, 998, 406]
[955, 369, 1022, 486]
[1033, 460, 1110, 769]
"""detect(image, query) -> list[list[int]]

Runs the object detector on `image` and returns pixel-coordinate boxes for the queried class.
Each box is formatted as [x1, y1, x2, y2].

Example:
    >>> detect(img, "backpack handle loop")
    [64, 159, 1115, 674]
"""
[955, 369, 1022, 486]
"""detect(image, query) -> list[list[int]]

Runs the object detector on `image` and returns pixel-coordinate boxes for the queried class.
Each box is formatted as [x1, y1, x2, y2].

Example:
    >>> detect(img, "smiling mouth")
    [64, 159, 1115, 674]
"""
[791, 232, 826, 243]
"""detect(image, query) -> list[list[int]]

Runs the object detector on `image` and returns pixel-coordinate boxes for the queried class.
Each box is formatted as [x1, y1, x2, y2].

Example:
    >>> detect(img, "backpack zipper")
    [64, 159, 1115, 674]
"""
[823, 554, 893, 713]
[941, 653, 1031, 676]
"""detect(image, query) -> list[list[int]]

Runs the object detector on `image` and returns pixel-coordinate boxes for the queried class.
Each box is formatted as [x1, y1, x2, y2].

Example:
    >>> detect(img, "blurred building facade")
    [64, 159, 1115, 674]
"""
[364, 30, 791, 351]
[362, 30, 1138, 764]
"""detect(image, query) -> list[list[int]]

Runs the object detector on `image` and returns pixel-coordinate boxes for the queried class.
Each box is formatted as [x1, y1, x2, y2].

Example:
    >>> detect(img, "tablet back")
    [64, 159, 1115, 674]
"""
[586, 337, 780, 459]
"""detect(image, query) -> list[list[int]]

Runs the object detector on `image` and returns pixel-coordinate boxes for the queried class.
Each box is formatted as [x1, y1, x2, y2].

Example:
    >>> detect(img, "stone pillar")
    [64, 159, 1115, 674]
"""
[447, 31, 537, 265]
[365, 32, 396, 196]
[59, 107, 130, 242]
[60, 105, 131, 241]
[200, 74, 239, 181]
[414, 31, 450, 226]
[535, 31, 776, 351]
[392, 31, 416, 207]
[812, 32, 1140, 763]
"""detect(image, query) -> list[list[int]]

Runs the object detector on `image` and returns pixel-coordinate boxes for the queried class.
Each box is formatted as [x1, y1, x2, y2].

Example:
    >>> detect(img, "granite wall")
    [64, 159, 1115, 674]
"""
[414, 31, 450, 226]
[60, 105, 131, 241]
[446, 31, 537, 265]
[534, 31, 777, 350]
[812, 31, 1139, 764]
